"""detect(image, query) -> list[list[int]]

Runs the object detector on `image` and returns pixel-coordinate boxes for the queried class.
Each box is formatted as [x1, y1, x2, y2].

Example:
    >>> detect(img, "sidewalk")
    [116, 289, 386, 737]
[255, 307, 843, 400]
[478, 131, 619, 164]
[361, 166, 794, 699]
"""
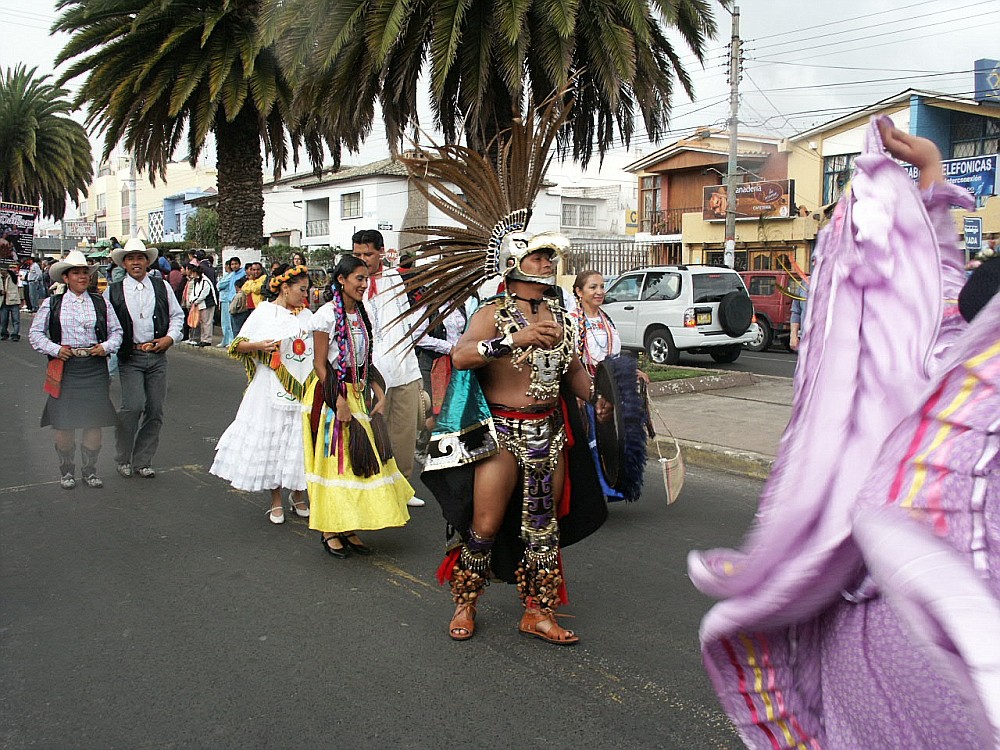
[180, 342, 791, 479]
[648, 372, 793, 480]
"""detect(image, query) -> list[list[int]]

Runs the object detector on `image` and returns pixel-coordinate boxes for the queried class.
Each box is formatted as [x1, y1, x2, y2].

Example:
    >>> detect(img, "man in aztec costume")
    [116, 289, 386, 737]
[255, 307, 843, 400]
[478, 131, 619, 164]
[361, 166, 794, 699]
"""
[689, 117, 1000, 749]
[396, 95, 616, 644]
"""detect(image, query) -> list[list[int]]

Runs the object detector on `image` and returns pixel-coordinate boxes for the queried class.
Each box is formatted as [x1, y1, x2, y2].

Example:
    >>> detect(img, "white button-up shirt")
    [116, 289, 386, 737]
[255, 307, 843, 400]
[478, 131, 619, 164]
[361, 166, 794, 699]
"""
[106, 273, 185, 344]
[365, 267, 421, 389]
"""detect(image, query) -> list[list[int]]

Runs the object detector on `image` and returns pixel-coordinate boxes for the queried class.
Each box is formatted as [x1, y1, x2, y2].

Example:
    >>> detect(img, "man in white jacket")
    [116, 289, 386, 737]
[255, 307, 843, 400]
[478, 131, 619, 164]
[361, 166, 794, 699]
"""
[353, 229, 425, 507]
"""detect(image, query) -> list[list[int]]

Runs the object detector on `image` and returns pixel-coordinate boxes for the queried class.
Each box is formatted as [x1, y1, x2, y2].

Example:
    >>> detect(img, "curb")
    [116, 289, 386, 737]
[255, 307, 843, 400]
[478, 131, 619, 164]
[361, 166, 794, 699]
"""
[184, 344, 776, 479]
[653, 436, 773, 481]
[173, 341, 232, 359]
[646, 368, 754, 396]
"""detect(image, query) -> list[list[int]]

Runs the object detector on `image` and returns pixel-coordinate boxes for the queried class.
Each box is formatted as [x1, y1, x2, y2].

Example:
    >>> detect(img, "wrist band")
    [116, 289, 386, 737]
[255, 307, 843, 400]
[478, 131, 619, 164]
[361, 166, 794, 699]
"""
[477, 333, 514, 360]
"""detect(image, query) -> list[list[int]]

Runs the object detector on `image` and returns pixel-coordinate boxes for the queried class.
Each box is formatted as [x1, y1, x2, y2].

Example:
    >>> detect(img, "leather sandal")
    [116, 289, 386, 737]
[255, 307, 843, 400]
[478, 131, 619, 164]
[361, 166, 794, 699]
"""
[448, 603, 477, 641]
[518, 608, 579, 645]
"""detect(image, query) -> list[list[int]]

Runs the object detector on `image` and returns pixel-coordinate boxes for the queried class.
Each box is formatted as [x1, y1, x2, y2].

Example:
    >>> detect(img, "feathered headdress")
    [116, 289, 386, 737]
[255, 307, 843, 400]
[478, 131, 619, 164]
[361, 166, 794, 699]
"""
[394, 89, 574, 332]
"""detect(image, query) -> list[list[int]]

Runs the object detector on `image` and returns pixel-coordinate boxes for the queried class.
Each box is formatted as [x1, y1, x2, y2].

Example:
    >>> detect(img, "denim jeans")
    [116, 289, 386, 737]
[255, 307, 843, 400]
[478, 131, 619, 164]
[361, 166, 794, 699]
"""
[0, 304, 19, 337]
[28, 280, 44, 311]
[220, 304, 234, 346]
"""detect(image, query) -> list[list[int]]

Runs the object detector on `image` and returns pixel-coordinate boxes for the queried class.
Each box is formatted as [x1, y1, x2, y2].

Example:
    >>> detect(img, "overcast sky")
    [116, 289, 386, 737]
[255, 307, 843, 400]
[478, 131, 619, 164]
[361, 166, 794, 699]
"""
[3, 0, 998, 206]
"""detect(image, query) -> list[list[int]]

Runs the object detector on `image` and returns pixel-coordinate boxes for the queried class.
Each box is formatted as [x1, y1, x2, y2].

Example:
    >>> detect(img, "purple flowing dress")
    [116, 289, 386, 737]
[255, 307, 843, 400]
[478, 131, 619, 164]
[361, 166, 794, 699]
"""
[689, 117, 1000, 749]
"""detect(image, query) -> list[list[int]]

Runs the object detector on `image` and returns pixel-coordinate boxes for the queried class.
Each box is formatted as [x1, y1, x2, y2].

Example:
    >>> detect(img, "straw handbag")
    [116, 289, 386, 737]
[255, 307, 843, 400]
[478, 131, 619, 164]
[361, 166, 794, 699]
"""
[650, 402, 685, 505]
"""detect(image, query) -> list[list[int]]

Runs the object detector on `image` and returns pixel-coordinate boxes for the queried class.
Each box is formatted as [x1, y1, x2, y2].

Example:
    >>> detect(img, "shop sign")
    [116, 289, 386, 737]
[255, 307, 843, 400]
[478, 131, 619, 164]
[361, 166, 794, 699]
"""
[702, 180, 795, 222]
[63, 219, 97, 237]
[974, 58, 1000, 103]
[964, 216, 983, 252]
[905, 154, 997, 206]
[625, 209, 638, 236]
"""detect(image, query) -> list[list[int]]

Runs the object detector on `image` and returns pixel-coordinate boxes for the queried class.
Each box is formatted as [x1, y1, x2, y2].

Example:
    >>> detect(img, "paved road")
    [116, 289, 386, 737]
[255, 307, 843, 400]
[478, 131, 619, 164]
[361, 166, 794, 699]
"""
[1, 344, 760, 749]
[677, 347, 797, 378]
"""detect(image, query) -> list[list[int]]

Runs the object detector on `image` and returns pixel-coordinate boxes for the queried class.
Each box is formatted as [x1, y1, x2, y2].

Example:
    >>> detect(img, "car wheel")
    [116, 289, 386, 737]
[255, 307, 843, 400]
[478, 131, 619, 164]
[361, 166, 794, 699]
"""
[718, 291, 753, 336]
[645, 328, 679, 365]
[745, 317, 772, 352]
[710, 345, 742, 363]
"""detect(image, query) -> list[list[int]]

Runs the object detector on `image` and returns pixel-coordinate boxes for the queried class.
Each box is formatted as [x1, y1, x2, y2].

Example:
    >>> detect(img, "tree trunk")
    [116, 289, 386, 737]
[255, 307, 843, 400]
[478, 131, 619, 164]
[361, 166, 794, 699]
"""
[215, 106, 264, 251]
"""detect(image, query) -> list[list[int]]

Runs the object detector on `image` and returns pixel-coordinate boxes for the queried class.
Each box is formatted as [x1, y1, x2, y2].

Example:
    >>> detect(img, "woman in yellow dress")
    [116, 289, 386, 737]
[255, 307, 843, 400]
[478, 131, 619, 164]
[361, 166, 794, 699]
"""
[304, 255, 412, 558]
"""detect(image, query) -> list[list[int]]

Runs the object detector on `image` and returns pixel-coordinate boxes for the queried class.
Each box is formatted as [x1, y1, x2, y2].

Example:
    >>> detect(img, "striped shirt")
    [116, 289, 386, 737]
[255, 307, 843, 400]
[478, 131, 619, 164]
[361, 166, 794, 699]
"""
[29, 291, 123, 358]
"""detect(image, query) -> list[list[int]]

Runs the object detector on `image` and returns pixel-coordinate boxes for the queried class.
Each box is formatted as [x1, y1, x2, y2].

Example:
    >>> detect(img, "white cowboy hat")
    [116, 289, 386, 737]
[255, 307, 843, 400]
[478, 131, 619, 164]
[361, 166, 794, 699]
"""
[110, 237, 157, 266]
[49, 250, 96, 282]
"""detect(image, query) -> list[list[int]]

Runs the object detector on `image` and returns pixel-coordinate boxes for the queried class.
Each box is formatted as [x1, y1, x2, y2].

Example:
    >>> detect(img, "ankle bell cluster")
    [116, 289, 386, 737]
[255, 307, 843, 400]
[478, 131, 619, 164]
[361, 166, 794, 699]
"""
[450, 530, 493, 606]
[515, 547, 563, 612]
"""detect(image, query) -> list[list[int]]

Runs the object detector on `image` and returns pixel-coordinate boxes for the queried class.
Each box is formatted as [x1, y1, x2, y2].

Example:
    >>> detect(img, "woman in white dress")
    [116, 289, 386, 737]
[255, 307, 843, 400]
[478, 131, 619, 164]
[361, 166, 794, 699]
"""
[211, 264, 314, 524]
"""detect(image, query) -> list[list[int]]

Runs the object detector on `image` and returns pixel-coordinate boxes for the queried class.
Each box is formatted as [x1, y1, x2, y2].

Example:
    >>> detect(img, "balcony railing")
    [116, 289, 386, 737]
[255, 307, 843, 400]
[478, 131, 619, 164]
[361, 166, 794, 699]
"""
[305, 219, 329, 237]
[641, 207, 697, 235]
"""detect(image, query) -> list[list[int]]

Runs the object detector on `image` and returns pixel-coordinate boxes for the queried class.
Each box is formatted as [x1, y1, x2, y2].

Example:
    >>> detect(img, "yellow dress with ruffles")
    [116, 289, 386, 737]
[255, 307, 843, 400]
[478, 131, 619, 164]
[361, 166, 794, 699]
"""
[303, 380, 413, 533]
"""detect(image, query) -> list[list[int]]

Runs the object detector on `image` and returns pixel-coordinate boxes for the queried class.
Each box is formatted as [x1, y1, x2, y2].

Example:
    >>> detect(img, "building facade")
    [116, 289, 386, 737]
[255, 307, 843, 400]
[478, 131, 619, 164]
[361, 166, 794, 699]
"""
[78, 159, 218, 244]
[626, 130, 819, 272]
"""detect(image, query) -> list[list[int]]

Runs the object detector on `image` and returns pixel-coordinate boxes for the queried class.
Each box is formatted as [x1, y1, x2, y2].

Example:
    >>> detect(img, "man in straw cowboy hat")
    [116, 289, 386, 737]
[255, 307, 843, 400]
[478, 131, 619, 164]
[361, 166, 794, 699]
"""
[29, 251, 123, 489]
[105, 238, 184, 479]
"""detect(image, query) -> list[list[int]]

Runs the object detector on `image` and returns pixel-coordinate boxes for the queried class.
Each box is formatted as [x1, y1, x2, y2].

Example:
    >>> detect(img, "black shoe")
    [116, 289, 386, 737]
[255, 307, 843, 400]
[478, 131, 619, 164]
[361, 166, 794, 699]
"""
[340, 533, 373, 555]
[0, 335, 7, 340]
[197, 342, 210, 347]
[10, 335, 19, 342]
[321, 534, 351, 559]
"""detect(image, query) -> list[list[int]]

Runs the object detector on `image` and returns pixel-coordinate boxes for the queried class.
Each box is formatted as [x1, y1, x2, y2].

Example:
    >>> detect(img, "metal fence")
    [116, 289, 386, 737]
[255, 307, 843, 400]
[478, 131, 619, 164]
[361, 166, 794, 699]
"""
[565, 240, 681, 278]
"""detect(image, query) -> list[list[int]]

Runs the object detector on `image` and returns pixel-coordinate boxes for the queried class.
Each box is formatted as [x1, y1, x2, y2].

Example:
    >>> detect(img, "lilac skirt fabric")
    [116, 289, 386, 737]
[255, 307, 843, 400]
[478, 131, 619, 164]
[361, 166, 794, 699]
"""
[689, 117, 1000, 749]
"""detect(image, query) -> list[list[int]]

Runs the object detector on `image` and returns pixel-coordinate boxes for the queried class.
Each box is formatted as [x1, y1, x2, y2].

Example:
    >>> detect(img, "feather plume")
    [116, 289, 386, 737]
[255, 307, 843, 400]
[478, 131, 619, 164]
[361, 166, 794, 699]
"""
[391, 88, 575, 338]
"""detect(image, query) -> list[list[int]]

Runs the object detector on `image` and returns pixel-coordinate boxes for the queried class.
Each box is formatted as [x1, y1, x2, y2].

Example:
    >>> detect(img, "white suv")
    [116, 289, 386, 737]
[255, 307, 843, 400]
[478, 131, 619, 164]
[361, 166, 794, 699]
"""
[601, 265, 756, 364]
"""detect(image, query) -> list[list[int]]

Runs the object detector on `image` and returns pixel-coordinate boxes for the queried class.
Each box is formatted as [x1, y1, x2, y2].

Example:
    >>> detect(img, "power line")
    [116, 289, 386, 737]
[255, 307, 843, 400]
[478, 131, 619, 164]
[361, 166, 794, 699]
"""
[745, 9, 993, 60]
[750, 59, 979, 74]
[751, 0, 995, 52]
[769, 19, 1000, 65]
[744, 72, 794, 133]
[744, 69, 975, 94]
[749, 0, 956, 41]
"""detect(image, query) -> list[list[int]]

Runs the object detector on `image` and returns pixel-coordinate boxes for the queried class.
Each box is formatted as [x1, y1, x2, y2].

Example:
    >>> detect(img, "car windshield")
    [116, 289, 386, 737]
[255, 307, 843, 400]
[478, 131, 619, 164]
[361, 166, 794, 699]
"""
[691, 272, 744, 303]
[605, 274, 642, 302]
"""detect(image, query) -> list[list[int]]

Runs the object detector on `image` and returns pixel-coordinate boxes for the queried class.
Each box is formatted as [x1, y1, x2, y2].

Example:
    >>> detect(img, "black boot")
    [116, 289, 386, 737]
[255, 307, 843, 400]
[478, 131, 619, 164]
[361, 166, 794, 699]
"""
[80, 446, 103, 489]
[56, 446, 76, 490]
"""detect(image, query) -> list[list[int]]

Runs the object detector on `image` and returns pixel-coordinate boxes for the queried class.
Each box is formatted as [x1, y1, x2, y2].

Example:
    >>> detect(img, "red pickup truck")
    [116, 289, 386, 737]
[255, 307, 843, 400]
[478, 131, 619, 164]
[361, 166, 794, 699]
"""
[739, 270, 802, 352]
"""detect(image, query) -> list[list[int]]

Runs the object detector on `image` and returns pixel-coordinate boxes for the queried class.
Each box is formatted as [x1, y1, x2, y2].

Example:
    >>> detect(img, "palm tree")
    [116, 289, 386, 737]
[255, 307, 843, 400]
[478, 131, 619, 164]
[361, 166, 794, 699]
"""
[261, 0, 722, 165]
[53, 0, 325, 249]
[0, 65, 92, 221]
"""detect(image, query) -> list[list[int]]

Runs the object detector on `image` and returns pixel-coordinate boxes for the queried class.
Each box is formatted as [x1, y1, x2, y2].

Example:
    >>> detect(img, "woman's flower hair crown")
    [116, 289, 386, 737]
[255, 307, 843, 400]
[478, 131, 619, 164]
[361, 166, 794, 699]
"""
[268, 265, 309, 293]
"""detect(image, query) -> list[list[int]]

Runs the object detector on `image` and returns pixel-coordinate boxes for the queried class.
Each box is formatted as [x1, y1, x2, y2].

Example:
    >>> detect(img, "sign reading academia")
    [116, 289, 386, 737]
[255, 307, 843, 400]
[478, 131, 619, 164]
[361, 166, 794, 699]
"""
[702, 179, 795, 222]
[0, 201, 39, 260]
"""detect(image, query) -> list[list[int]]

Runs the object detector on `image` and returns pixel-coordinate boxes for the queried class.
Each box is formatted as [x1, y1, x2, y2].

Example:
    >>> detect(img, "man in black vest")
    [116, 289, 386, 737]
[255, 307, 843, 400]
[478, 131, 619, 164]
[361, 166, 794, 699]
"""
[106, 238, 184, 479]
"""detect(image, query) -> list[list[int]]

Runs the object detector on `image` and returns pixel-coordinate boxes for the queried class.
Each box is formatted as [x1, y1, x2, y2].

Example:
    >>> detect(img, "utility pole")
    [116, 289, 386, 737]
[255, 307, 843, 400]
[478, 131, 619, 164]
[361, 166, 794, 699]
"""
[724, 5, 741, 269]
[129, 151, 138, 239]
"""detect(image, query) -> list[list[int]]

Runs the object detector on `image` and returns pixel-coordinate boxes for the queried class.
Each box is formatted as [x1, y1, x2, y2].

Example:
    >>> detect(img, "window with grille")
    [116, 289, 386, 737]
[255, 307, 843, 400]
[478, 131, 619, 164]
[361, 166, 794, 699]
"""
[561, 202, 597, 228]
[950, 113, 1000, 159]
[823, 153, 858, 204]
[341, 192, 361, 219]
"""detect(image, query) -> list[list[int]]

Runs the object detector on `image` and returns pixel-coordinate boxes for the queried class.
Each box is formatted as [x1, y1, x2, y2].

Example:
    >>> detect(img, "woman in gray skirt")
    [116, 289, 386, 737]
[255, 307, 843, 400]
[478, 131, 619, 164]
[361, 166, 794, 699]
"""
[29, 251, 123, 489]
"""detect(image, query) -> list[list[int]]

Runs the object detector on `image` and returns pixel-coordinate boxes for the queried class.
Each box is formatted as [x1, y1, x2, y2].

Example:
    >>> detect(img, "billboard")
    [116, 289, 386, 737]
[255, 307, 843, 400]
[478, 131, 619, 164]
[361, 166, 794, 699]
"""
[0, 201, 39, 260]
[702, 179, 795, 222]
[905, 154, 998, 207]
